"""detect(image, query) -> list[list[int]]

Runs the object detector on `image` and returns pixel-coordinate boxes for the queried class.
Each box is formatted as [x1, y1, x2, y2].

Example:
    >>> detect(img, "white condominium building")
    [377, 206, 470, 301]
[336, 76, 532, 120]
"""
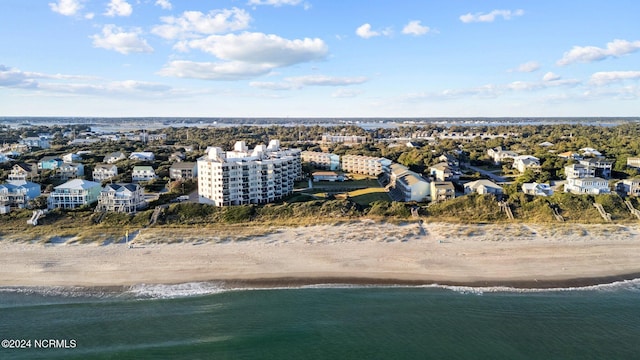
[198, 140, 302, 206]
[301, 151, 340, 171]
[341, 155, 392, 176]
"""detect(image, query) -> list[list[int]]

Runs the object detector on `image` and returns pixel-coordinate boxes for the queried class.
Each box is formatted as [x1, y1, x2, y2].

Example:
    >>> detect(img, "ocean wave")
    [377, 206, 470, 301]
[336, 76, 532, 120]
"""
[424, 278, 640, 295]
[125, 282, 227, 299]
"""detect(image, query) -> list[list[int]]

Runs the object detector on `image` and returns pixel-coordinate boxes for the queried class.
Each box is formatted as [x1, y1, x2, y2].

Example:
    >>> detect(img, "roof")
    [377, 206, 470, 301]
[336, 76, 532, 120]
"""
[13, 163, 32, 171]
[39, 156, 62, 162]
[54, 179, 101, 190]
[430, 162, 451, 171]
[399, 173, 428, 186]
[465, 179, 502, 190]
[432, 181, 455, 189]
[133, 166, 154, 171]
[170, 162, 196, 170]
[104, 183, 140, 192]
[312, 171, 339, 176]
[94, 164, 117, 170]
[106, 151, 125, 157]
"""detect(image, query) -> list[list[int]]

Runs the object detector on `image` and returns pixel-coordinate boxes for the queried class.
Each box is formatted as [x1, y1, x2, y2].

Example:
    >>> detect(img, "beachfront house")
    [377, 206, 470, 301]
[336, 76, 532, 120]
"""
[430, 181, 455, 202]
[95, 183, 146, 213]
[0, 180, 41, 209]
[578, 158, 613, 179]
[132, 166, 157, 182]
[616, 179, 640, 197]
[564, 177, 610, 195]
[47, 179, 102, 209]
[387, 163, 430, 202]
[301, 151, 341, 171]
[522, 182, 554, 196]
[129, 152, 155, 161]
[169, 162, 197, 180]
[104, 151, 127, 164]
[464, 179, 503, 195]
[512, 155, 541, 174]
[429, 162, 454, 182]
[92, 164, 118, 182]
[55, 162, 84, 180]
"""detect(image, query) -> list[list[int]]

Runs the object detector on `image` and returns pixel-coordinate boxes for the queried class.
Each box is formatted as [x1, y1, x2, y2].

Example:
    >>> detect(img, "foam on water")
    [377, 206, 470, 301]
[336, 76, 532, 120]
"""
[426, 278, 640, 295]
[126, 282, 227, 299]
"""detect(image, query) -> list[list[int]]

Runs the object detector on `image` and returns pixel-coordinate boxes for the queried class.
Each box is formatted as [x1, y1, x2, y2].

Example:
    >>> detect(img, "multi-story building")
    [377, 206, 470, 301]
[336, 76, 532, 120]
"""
[341, 155, 392, 176]
[579, 158, 613, 179]
[522, 182, 554, 196]
[513, 155, 540, 173]
[0, 180, 41, 209]
[321, 134, 368, 145]
[487, 147, 517, 164]
[132, 166, 157, 182]
[95, 183, 146, 213]
[169, 162, 198, 180]
[464, 180, 503, 195]
[430, 162, 454, 182]
[47, 179, 102, 209]
[8, 163, 37, 181]
[38, 156, 63, 171]
[430, 181, 455, 202]
[387, 163, 430, 202]
[93, 164, 118, 182]
[564, 177, 610, 194]
[564, 164, 595, 179]
[301, 151, 340, 171]
[627, 157, 640, 169]
[197, 140, 301, 206]
[104, 151, 127, 164]
[20, 136, 50, 149]
[616, 179, 640, 197]
[55, 163, 84, 180]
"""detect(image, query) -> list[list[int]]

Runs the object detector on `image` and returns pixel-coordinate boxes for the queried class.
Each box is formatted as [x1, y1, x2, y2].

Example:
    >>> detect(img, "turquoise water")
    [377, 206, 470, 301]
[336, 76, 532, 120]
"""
[1, 283, 640, 359]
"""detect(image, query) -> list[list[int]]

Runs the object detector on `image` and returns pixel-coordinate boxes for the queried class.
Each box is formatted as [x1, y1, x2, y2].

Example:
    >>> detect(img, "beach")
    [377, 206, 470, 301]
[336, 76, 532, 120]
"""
[1, 221, 640, 289]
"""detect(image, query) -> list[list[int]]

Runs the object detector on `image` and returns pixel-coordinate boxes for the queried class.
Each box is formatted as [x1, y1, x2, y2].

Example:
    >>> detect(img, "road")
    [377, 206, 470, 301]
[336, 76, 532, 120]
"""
[463, 164, 509, 183]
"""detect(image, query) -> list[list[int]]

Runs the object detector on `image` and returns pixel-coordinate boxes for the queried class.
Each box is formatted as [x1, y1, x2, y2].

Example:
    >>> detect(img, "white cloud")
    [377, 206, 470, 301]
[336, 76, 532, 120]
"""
[247, 0, 302, 6]
[91, 25, 153, 54]
[355, 23, 391, 39]
[154, 0, 172, 10]
[402, 20, 430, 36]
[543, 72, 561, 82]
[183, 32, 328, 67]
[460, 9, 524, 23]
[85, 12, 95, 19]
[510, 61, 540, 73]
[590, 71, 640, 86]
[557, 39, 640, 66]
[151, 8, 251, 40]
[158, 60, 273, 80]
[332, 89, 363, 98]
[251, 75, 368, 90]
[49, 0, 83, 16]
[104, 0, 133, 17]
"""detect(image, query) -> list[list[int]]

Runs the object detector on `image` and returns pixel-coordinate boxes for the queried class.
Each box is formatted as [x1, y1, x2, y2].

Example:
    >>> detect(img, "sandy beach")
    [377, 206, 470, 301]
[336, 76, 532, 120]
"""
[2, 220, 640, 289]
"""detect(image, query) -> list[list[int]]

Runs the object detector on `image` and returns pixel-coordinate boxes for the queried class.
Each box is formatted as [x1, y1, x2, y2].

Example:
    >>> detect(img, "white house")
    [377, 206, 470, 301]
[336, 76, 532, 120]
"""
[93, 164, 118, 182]
[341, 155, 392, 176]
[487, 147, 518, 164]
[564, 164, 595, 179]
[430, 181, 455, 202]
[627, 157, 640, 169]
[62, 153, 81, 163]
[56, 163, 84, 180]
[579, 147, 602, 157]
[95, 183, 146, 213]
[301, 151, 341, 171]
[169, 162, 197, 180]
[47, 179, 102, 209]
[564, 177, 610, 195]
[522, 182, 554, 196]
[104, 151, 127, 164]
[132, 166, 157, 182]
[129, 152, 155, 161]
[464, 179, 503, 195]
[616, 179, 640, 197]
[388, 163, 430, 202]
[8, 163, 36, 181]
[20, 136, 50, 149]
[513, 155, 540, 173]
[312, 171, 345, 182]
[430, 162, 454, 182]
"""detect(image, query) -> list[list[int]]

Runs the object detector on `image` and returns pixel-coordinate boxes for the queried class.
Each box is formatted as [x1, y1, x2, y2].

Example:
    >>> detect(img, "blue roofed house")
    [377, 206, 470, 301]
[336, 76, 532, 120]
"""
[38, 156, 64, 171]
[0, 180, 41, 210]
[47, 179, 102, 209]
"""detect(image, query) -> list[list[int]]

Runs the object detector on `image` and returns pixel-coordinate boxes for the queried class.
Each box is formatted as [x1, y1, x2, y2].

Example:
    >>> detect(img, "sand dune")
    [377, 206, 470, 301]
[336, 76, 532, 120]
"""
[1, 221, 640, 288]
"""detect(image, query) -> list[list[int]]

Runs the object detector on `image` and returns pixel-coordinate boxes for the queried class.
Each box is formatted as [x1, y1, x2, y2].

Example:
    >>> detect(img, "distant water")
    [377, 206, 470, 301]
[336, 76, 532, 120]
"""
[1, 282, 640, 359]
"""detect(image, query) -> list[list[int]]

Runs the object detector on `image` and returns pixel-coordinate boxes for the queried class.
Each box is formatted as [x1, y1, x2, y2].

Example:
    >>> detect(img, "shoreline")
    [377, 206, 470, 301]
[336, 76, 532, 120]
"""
[2, 221, 640, 290]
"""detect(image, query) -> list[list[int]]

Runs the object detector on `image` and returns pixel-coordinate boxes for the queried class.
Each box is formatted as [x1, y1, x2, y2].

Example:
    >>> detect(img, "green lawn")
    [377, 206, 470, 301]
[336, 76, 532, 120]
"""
[347, 188, 390, 206]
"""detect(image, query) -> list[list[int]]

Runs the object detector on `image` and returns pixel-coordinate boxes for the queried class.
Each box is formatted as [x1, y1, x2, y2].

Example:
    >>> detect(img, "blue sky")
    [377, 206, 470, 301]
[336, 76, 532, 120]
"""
[1, 0, 639, 117]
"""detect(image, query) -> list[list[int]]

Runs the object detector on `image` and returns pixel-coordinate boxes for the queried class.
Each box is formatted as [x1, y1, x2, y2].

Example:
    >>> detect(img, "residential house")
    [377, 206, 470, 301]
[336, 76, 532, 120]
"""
[55, 163, 84, 180]
[92, 164, 118, 182]
[430, 181, 455, 202]
[430, 162, 454, 182]
[616, 179, 640, 197]
[513, 155, 541, 173]
[564, 163, 595, 179]
[169, 162, 197, 180]
[387, 163, 430, 202]
[68, 138, 101, 146]
[579, 147, 602, 157]
[564, 177, 610, 195]
[0, 154, 10, 163]
[47, 179, 102, 209]
[627, 157, 640, 169]
[464, 179, 503, 195]
[538, 141, 554, 147]
[129, 152, 155, 161]
[522, 182, 554, 196]
[0, 180, 41, 209]
[8, 163, 36, 181]
[557, 151, 582, 160]
[95, 183, 146, 213]
[20, 136, 50, 149]
[170, 152, 186, 162]
[312, 171, 344, 182]
[132, 166, 157, 182]
[301, 151, 341, 171]
[579, 158, 613, 179]
[438, 153, 460, 168]
[487, 147, 518, 164]
[38, 156, 63, 171]
[104, 151, 127, 164]
[341, 155, 392, 176]
[62, 153, 81, 163]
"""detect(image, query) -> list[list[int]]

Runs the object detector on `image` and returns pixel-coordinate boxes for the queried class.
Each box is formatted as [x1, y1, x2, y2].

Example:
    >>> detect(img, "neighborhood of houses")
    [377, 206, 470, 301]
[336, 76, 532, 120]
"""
[2, 130, 640, 220]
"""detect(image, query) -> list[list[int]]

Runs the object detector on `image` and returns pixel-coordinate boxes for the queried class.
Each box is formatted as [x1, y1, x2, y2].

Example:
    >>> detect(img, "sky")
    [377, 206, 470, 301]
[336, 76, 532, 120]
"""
[0, 0, 639, 118]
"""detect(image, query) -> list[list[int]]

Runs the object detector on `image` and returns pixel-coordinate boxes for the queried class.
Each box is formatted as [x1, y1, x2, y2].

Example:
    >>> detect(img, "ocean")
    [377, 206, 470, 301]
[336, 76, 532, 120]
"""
[1, 282, 640, 359]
